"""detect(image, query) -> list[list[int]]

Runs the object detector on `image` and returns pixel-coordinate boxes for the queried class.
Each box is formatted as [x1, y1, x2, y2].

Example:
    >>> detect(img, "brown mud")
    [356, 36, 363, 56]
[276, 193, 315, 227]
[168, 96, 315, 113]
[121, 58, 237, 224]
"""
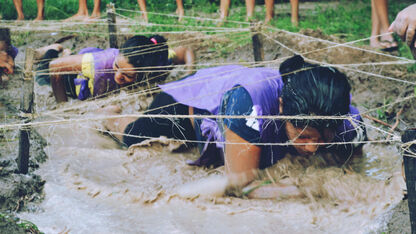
[0, 24, 414, 232]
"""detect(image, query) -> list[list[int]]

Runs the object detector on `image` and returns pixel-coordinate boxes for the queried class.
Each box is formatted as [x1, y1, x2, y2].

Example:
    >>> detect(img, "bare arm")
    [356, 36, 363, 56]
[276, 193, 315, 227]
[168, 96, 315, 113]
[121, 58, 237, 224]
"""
[49, 54, 83, 102]
[172, 46, 195, 75]
[224, 127, 261, 188]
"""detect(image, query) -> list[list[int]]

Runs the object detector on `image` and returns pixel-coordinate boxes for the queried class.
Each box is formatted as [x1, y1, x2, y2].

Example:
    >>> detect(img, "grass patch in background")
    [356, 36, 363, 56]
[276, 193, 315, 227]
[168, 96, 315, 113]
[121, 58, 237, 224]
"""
[1, 0, 416, 63]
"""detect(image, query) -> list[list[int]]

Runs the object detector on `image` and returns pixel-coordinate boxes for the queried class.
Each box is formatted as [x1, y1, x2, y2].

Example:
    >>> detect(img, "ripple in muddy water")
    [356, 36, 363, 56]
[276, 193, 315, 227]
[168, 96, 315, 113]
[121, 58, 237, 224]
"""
[16, 119, 405, 233]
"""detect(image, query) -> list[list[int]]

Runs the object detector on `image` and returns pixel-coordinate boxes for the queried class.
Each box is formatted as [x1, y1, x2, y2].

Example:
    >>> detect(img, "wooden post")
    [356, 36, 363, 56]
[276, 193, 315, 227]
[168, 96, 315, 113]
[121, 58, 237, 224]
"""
[17, 48, 35, 174]
[107, 3, 118, 49]
[250, 22, 264, 63]
[402, 128, 416, 233]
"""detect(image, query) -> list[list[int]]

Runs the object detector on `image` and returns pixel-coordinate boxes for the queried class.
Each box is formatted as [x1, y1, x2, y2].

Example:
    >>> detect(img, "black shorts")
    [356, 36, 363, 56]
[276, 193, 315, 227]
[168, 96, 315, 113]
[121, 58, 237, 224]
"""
[123, 92, 197, 147]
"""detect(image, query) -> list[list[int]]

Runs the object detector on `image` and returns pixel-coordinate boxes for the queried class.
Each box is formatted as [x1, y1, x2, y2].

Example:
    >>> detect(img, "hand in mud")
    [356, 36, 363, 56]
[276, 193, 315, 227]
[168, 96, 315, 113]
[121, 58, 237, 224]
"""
[243, 181, 303, 199]
[0, 51, 14, 75]
[389, 4, 416, 48]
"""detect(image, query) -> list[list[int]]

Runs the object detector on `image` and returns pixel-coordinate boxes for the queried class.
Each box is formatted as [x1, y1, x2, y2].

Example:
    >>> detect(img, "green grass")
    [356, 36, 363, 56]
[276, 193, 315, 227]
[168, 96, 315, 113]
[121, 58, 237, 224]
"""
[1, 0, 416, 62]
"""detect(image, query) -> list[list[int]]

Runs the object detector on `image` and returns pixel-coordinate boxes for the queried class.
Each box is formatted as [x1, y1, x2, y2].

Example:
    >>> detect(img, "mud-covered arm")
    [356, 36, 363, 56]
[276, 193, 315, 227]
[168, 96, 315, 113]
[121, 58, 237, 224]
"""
[172, 46, 194, 75]
[49, 54, 83, 102]
[224, 127, 261, 188]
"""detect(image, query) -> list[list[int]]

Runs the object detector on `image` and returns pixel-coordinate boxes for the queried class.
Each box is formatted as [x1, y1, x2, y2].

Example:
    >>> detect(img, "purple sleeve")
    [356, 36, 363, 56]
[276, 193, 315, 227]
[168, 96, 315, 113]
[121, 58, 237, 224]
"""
[10, 46, 18, 59]
[333, 105, 366, 143]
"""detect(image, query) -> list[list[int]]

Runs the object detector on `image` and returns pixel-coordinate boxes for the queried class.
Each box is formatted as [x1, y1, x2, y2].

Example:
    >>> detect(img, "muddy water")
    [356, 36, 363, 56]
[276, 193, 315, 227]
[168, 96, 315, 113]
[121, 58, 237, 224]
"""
[16, 115, 405, 233]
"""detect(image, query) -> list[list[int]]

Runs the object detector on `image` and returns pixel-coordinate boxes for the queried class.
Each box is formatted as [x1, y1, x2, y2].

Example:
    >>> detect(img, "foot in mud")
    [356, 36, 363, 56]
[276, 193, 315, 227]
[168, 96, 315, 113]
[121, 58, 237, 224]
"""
[35, 44, 63, 60]
[83, 13, 101, 23]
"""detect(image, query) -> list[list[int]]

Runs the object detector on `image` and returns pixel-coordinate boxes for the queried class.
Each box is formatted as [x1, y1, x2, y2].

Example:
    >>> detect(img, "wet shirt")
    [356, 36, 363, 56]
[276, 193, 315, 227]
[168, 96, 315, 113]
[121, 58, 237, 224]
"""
[75, 48, 120, 100]
[159, 65, 365, 169]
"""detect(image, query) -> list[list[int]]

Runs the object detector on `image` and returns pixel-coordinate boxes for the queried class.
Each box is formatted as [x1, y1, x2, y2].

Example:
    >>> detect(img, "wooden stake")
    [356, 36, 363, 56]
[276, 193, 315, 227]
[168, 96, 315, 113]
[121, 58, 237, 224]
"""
[401, 128, 416, 233]
[17, 48, 35, 174]
[107, 3, 118, 49]
[250, 22, 264, 63]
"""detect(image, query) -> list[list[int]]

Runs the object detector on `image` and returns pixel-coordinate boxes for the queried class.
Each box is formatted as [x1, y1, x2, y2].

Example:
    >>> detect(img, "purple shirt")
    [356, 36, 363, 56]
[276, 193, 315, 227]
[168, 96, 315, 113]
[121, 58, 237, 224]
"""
[160, 65, 364, 168]
[76, 48, 119, 100]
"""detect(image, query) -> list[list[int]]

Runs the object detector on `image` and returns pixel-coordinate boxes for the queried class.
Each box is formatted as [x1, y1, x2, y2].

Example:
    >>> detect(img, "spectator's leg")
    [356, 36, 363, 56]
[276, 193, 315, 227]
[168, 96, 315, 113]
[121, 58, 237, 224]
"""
[371, 0, 398, 50]
[90, 0, 101, 19]
[65, 0, 89, 21]
[12, 0, 24, 21]
[220, 0, 230, 21]
[176, 0, 184, 22]
[265, 0, 274, 24]
[34, 0, 45, 21]
[290, 0, 298, 26]
[245, 0, 254, 21]
[137, 0, 148, 23]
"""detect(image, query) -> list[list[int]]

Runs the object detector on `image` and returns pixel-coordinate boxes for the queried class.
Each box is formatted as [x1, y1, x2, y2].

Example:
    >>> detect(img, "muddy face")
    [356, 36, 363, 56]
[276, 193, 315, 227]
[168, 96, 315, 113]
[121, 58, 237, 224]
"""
[285, 121, 331, 155]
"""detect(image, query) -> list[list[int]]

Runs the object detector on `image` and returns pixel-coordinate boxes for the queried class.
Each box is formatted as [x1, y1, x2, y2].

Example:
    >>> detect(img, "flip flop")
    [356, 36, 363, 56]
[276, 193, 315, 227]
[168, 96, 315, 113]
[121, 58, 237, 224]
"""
[379, 40, 399, 52]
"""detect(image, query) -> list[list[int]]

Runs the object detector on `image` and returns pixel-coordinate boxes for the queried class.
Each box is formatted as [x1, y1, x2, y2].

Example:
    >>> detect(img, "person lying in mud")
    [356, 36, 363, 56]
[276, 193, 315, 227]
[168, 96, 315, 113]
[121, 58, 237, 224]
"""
[103, 55, 367, 198]
[35, 35, 194, 102]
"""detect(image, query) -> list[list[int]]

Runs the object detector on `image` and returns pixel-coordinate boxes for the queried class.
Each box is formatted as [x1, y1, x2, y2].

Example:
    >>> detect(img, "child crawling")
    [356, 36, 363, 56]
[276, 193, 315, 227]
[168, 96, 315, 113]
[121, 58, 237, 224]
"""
[35, 34, 194, 102]
[100, 55, 367, 198]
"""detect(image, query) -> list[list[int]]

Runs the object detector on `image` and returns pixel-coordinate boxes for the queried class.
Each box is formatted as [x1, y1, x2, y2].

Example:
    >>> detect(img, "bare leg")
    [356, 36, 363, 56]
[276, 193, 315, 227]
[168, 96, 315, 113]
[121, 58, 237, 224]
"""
[290, 0, 298, 26]
[370, 0, 380, 48]
[35, 43, 63, 60]
[176, 0, 184, 22]
[371, 0, 397, 49]
[65, 0, 89, 21]
[220, 0, 231, 21]
[33, 0, 45, 21]
[89, 0, 101, 19]
[137, 0, 148, 23]
[13, 0, 24, 21]
[264, 0, 274, 24]
[245, 0, 254, 21]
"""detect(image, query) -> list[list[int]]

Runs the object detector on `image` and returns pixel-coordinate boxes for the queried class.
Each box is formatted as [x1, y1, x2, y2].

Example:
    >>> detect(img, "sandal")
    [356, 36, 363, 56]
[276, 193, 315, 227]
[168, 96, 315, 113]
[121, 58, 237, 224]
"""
[379, 39, 399, 52]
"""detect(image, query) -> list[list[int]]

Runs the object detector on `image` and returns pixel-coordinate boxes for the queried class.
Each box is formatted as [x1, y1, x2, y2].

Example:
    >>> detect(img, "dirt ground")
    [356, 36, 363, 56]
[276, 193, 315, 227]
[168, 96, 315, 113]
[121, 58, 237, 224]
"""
[0, 21, 415, 232]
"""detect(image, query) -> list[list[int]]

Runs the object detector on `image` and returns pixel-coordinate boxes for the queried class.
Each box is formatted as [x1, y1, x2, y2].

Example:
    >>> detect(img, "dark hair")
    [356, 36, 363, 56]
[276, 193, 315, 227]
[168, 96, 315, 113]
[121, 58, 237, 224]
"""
[279, 55, 351, 130]
[120, 35, 169, 83]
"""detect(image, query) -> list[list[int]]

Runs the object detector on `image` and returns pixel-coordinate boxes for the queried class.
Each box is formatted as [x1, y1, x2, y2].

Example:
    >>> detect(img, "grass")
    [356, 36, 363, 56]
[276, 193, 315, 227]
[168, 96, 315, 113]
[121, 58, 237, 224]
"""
[1, 1, 416, 63]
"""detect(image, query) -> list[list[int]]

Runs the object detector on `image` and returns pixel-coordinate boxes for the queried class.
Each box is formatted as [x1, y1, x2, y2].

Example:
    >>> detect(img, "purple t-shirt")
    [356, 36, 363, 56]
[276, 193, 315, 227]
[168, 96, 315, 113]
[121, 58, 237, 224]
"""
[75, 48, 119, 100]
[160, 65, 365, 168]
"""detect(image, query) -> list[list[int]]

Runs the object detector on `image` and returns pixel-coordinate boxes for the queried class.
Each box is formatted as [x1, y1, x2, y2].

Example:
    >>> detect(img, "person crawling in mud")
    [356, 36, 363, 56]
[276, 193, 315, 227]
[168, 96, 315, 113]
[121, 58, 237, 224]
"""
[102, 55, 367, 198]
[35, 34, 194, 102]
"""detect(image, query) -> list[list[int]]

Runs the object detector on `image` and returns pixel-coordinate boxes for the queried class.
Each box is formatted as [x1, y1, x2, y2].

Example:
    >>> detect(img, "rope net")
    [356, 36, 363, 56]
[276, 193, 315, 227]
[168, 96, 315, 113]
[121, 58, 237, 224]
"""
[0, 6, 415, 158]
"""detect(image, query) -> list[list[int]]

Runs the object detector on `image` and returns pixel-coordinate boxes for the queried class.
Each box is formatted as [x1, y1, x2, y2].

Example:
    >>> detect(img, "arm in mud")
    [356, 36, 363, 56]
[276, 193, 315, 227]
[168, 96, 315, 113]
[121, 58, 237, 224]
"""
[224, 127, 261, 188]
[224, 129, 303, 199]
[49, 54, 83, 103]
[172, 46, 195, 75]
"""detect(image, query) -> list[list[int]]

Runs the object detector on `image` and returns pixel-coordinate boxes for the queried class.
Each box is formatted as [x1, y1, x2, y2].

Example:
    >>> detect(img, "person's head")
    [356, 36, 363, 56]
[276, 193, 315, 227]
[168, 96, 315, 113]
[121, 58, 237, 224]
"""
[279, 55, 351, 155]
[113, 35, 168, 85]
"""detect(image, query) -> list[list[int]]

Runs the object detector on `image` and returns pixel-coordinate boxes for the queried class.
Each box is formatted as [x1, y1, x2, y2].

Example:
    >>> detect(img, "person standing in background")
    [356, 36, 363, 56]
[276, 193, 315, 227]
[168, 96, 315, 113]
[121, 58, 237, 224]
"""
[13, 0, 44, 21]
[370, 0, 398, 51]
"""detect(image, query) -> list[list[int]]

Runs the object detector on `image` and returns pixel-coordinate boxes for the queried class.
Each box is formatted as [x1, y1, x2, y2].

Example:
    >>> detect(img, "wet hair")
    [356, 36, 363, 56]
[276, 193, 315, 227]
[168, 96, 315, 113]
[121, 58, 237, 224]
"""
[279, 55, 351, 130]
[120, 35, 169, 83]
